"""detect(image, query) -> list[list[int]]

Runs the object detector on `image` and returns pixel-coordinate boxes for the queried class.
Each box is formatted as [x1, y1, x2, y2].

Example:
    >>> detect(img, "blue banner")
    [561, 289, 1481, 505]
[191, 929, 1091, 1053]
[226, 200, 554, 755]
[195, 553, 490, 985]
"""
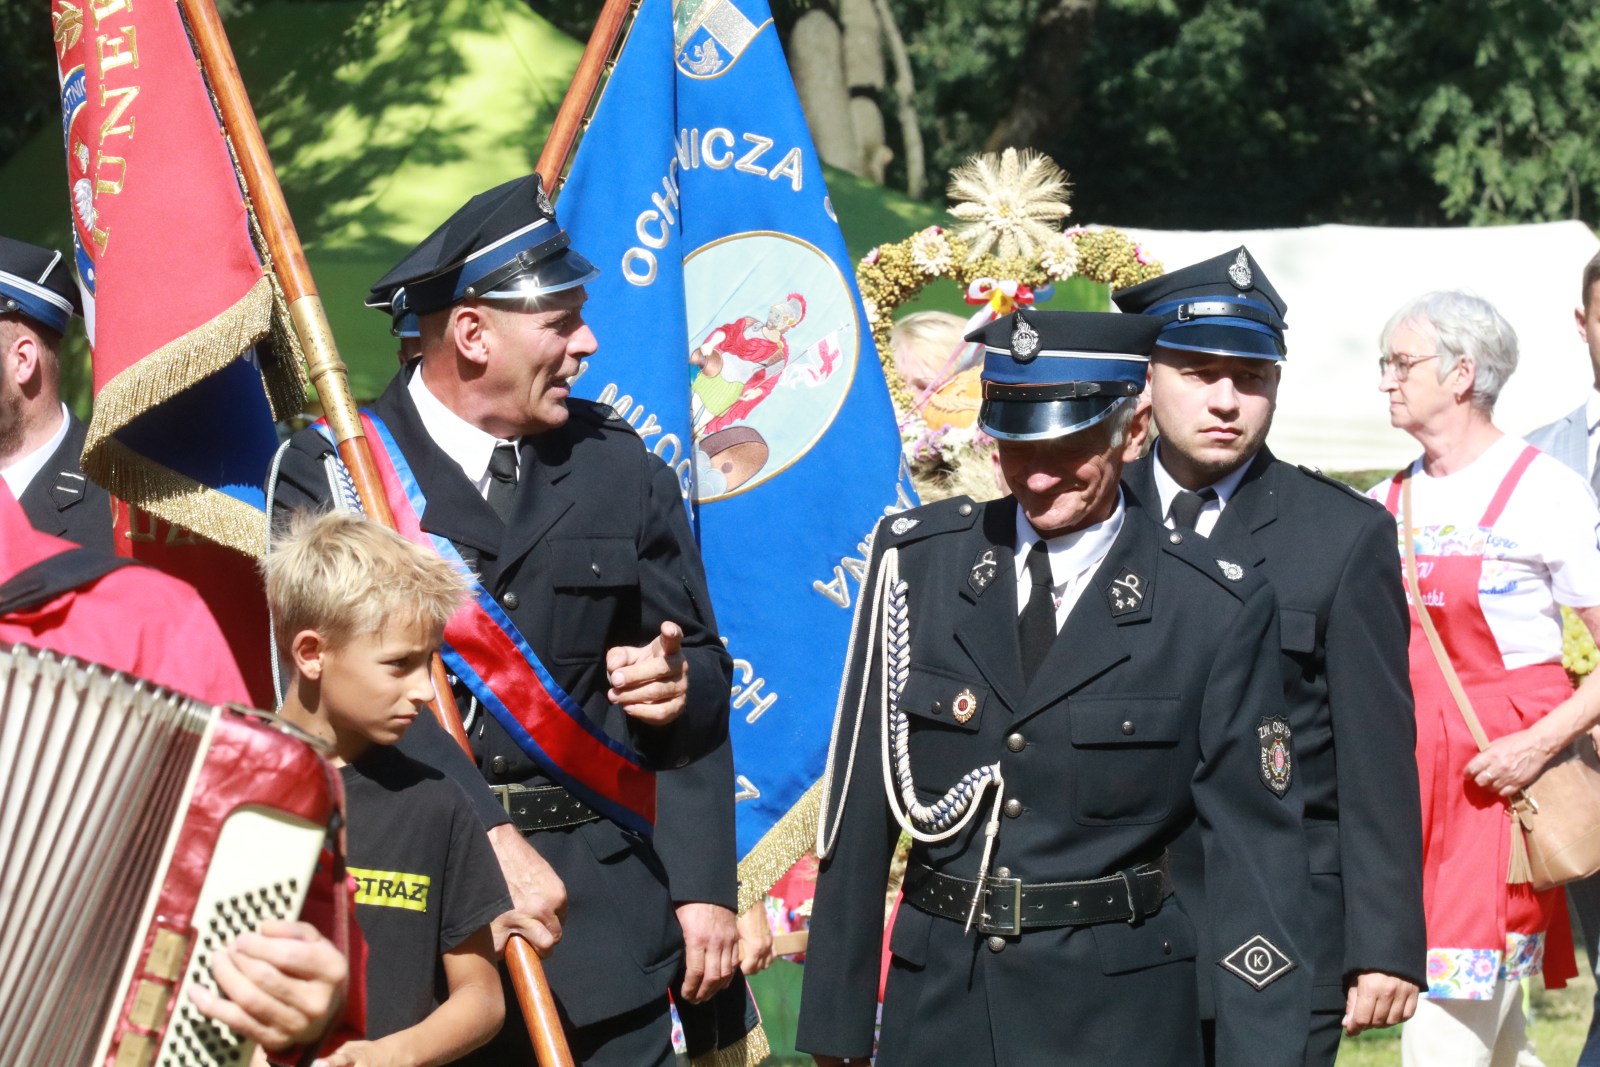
[561, 0, 912, 879]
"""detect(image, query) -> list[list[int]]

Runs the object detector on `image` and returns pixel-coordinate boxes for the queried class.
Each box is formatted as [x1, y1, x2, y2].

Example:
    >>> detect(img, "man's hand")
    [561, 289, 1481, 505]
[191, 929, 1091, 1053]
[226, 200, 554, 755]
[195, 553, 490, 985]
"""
[188, 920, 346, 1052]
[1466, 727, 1559, 797]
[676, 902, 739, 1004]
[737, 904, 775, 976]
[1342, 970, 1420, 1035]
[487, 823, 566, 956]
[312, 1039, 406, 1067]
[606, 621, 689, 726]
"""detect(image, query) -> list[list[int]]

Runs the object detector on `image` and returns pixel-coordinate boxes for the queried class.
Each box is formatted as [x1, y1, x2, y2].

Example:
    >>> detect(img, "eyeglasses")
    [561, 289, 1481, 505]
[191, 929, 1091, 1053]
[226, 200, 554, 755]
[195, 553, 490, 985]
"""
[1377, 352, 1439, 381]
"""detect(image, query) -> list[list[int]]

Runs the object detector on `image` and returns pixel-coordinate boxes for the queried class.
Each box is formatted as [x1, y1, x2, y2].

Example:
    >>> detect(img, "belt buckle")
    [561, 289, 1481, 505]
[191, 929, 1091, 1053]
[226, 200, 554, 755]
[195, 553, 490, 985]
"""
[490, 784, 512, 814]
[981, 875, 1023, 936]
[1176, 302, 1195, 322]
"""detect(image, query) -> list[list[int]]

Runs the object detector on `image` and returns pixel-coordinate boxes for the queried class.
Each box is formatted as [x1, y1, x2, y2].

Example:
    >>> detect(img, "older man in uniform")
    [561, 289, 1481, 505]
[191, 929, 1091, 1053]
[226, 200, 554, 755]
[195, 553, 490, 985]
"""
[0, 235, 112, 551]
[1115, 248, 1425, 1066]
[271, 175, 735, 1065]
[797, 310, 1312, 1066]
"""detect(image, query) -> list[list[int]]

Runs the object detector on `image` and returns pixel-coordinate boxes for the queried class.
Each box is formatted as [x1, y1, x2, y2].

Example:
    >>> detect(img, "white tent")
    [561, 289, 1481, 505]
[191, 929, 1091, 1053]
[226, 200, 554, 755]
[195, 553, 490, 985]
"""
[1116, 222, 1599, 475]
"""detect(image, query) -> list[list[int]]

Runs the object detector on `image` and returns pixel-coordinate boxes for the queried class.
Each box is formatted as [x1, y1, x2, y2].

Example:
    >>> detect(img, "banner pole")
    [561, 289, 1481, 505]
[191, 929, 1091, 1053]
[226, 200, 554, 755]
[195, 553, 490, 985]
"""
[536, 0, 640, 187]
[176, 1, 573, 1063]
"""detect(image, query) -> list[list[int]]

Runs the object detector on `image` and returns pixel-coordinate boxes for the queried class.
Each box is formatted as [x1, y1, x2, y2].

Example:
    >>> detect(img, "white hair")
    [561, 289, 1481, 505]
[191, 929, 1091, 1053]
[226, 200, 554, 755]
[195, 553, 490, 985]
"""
[1379, 291, 1518, 414]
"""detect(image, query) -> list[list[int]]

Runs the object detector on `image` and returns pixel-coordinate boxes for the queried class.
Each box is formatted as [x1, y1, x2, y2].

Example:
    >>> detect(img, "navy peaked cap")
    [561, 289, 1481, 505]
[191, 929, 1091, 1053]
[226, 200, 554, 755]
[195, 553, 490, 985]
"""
[367, 174, 598, 318]
[1112, 246, 1287, 360]
[0, 236, 80, 335]
[968, 310, 1160, 441]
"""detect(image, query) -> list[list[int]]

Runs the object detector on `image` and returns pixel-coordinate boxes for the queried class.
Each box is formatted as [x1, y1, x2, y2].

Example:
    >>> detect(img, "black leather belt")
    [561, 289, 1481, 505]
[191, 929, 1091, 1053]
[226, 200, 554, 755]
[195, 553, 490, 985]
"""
[904, 859, 1172, 936]
[490, 783, 601, 833]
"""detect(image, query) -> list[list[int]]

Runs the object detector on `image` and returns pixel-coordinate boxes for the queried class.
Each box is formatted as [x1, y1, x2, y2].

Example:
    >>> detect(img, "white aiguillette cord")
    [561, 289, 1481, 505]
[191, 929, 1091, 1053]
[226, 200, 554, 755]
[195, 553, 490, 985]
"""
[814, 545, 1006, 933]
[1401, 474, 1534, 884]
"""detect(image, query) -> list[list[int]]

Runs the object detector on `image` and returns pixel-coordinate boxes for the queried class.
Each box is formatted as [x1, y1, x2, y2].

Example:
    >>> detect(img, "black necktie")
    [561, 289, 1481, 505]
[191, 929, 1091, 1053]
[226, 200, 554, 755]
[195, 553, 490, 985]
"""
[486, 441, 519, 523]
[1018, 542, 1057, 685]
[1168, 487, 1217, 532]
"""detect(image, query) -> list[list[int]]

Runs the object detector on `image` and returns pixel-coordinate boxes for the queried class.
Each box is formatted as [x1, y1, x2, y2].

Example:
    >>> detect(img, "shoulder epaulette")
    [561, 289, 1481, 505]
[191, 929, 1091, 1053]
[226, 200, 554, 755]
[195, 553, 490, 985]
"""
[568, 397, 639, 436]
[1294, 464, 1385, 509]
[876, 495, 980, 547]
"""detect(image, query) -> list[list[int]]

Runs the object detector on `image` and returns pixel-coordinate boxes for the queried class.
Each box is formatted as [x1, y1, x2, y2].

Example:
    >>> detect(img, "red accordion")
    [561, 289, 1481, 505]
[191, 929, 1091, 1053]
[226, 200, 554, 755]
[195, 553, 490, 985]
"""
[0, 643, 353, 1067]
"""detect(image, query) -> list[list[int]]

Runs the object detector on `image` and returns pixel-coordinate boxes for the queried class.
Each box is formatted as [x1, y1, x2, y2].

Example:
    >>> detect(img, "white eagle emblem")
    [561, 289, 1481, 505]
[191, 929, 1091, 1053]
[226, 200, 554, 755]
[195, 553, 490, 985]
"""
[72, 177, 96, 234]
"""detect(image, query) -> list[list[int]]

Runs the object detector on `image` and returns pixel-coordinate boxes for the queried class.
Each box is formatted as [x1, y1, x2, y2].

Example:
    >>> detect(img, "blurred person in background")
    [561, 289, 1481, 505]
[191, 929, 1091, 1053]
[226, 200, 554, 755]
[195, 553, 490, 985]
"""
[1371, 290, 1600, 1066]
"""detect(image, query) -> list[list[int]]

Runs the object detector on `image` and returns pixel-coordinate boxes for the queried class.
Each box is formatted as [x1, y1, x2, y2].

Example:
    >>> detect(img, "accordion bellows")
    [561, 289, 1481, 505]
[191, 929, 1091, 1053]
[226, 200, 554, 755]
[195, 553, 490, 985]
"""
[0, 644, 342, 1067]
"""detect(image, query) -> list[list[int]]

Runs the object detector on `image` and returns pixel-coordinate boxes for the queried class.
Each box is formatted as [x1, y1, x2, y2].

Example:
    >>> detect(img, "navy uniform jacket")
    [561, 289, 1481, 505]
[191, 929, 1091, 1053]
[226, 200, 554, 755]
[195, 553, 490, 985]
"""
[1124, 449, 1426, 1015]
[796, 496, 1312, 1067]
[272, 368, 734, 1028]
[17, 412, 113, 553]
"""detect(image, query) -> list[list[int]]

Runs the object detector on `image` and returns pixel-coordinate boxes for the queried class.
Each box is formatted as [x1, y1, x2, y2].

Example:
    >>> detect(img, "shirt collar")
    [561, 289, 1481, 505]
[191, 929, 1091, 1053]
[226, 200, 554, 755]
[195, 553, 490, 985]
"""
[1150, 440, 1252, 521]
[0, 403, 70, 501]
[1585, 388, 1600, 434]
[1013, 491, 1126, 587]
[407, 368, 517, 489]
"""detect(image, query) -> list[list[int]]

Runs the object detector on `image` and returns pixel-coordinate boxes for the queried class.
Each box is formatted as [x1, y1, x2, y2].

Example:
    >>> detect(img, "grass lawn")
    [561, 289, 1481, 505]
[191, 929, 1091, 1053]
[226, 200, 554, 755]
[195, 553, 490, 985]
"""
[1337, 965, 1596, 1067]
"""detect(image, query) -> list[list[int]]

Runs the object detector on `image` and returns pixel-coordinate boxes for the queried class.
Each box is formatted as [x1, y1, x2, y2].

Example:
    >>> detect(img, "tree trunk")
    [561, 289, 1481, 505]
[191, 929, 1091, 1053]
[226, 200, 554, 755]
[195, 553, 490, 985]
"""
[787, 6, 863, 175]
[984, 0, 1098, 161]
[840, 0, 889, 184]
[867, 0, 924, 198]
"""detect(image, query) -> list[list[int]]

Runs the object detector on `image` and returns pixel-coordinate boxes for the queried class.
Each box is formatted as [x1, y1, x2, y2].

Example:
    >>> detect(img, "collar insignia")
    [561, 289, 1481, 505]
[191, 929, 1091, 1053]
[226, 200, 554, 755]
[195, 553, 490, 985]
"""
[1228, 249, 1252, 290]
[1106, 569, 1144, 616]
[1011, 314, 1040, 361]
[969, 547, 999, 595]
[1217, 559, 1244, 582]
[891, 516, 921, 536]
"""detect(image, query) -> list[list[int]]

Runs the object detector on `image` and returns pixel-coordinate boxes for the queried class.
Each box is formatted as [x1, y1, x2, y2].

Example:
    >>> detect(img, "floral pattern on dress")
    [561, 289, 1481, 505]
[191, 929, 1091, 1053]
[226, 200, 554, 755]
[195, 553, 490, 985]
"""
[1423, 932, 1546, 1000]
[1401, 523, 1491, 559]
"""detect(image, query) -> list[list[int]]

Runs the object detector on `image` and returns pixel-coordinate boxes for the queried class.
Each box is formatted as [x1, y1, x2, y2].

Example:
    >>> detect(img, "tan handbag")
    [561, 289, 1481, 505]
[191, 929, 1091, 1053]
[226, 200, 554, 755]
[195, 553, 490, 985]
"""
[1402, 475, 1600, 891]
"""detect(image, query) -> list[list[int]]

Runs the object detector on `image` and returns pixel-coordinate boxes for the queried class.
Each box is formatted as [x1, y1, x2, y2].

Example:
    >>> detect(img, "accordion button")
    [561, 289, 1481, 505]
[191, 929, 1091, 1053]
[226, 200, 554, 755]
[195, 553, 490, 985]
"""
[501, 591, 520, 610]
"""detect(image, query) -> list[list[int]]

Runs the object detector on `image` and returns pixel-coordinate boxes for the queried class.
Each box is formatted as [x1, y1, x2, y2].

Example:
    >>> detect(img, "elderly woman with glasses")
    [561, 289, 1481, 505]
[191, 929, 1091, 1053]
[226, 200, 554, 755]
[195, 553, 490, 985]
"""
[1368, 291, 1600, 1066]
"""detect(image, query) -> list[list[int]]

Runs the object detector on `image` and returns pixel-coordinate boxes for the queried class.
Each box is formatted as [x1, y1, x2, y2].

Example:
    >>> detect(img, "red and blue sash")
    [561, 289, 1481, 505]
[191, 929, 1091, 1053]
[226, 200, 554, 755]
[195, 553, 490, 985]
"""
[314, 412, 656, 834]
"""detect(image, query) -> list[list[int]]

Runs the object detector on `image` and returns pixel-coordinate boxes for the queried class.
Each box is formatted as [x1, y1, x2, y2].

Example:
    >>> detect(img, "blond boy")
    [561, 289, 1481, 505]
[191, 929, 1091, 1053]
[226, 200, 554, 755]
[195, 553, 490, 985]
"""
[266, 511, 508, 1067]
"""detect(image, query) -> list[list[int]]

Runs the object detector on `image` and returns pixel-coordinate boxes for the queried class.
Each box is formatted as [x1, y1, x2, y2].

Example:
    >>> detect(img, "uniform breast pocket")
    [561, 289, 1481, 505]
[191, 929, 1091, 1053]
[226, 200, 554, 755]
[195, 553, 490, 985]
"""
[898, 664, 991, 788]
[1069, 696, 1183, 826]
[549, 537, 640, 664]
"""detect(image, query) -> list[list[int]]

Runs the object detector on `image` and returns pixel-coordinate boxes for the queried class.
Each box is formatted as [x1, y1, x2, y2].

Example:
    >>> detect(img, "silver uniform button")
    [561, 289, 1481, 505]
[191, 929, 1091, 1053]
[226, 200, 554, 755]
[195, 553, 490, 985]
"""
[958, 503, 973, 517]
[591, 562, 602, 576]
[1006, 733, 1026, 752]
[1003, 798, 1023, 818]
[1122, 721, 1135, 736]
[996, 867, 1011, 879]
[987, 936, 1006, 953]
[491, 756, 509, 775]
[501, 591, 520, 610]
[1169, 532, 1183, 545]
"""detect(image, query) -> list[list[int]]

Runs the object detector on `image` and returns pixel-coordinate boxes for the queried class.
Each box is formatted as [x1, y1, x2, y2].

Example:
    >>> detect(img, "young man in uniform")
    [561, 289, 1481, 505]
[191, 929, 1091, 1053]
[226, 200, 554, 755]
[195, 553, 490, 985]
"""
[797, 309, 1313, 1067]
[271, 174, 735, 1066]
[0, 235, 112, 551]
[1115, 248, 1425, 1065]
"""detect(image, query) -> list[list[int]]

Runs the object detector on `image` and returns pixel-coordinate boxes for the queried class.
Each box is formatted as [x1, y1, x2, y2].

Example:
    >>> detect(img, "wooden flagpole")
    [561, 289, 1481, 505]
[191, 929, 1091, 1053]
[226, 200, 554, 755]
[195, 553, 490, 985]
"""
[535, 0, 640, 187]
[176, 1, 572, 1062]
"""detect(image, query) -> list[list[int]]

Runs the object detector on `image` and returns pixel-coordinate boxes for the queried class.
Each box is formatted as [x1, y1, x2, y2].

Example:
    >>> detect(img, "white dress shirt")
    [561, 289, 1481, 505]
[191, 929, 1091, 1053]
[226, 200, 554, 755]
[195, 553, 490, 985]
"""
[1150, 440, 1252, 536]
[1585, 390, 1600, 478]
[408, 370, 519, 499]
[0, 402, 69, 500]
[1013, 494, 1126, 631]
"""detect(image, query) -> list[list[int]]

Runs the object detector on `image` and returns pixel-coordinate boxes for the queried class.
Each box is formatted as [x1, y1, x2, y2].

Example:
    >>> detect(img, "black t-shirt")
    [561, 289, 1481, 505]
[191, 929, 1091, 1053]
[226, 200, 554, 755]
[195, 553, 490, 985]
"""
[341, 745, 511, 1040]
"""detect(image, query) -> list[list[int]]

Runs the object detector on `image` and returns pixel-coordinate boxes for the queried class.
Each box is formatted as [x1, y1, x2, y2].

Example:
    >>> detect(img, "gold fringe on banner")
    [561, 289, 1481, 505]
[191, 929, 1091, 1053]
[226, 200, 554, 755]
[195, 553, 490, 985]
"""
[690, 1022, 772, 1067]
[737, 779, 822, 916]
[82, 274, 277, 556]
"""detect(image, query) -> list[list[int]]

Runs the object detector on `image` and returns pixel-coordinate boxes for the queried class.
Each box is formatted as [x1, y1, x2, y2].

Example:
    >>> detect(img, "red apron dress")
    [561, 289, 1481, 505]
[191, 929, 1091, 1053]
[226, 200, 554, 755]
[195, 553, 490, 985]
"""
[1384, 446, 1576, 999]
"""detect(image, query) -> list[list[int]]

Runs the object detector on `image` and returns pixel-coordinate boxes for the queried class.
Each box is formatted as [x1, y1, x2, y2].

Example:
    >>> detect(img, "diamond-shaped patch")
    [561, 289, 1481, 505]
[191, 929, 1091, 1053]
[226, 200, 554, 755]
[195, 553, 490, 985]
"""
[1219, 934, 1295, 990]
